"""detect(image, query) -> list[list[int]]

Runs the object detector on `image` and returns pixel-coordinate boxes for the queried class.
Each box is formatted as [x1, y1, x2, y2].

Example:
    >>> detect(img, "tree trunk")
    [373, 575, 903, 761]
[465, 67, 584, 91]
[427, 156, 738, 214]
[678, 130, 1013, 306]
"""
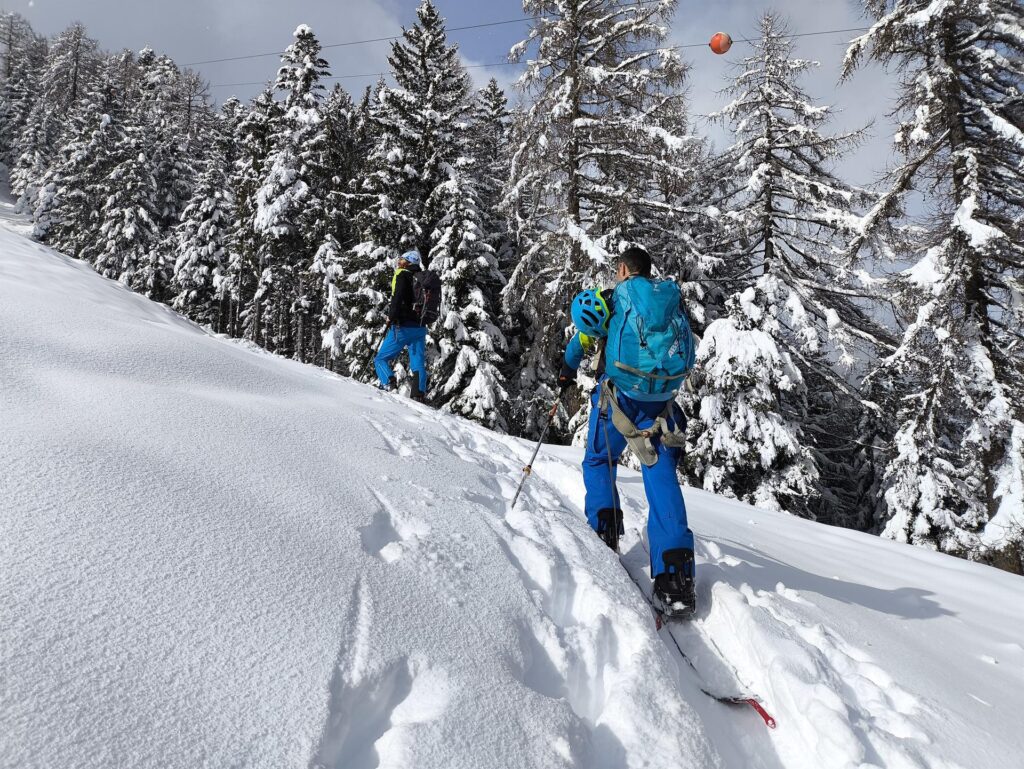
[566, 2, 583, 267]
[943, 20, 999, 511]
[296, 275, 306, 363]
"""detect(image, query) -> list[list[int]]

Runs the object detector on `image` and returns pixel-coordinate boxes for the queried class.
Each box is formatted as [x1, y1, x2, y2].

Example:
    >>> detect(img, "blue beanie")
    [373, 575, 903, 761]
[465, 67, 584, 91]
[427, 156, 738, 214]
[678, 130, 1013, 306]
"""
[399, 249, 422, 266]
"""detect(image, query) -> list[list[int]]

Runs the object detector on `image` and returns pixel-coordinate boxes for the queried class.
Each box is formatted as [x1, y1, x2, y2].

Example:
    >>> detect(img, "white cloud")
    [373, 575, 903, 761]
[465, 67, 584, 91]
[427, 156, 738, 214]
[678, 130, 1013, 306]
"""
[458, 52, 521, 98]
[20, 0, 404, 103]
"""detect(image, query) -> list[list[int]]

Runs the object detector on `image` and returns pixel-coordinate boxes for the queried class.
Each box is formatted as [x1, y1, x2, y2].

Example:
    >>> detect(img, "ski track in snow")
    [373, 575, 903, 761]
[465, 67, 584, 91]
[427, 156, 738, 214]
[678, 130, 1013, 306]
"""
[2, 192, 1024, 769]
[518, 447, 1023, 769]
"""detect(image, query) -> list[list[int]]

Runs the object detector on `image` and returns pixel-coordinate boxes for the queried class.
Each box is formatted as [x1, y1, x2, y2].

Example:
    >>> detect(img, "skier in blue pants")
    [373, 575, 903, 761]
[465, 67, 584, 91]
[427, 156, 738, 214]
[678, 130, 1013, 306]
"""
[559, 246, 699, 616]
[375, 249, 431, 401]
[375, 327, 427, 394]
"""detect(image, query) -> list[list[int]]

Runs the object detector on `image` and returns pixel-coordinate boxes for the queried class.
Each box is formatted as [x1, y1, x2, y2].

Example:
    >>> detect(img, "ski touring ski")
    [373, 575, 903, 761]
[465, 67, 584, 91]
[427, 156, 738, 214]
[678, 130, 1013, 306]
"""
[622, 531, 777, 730]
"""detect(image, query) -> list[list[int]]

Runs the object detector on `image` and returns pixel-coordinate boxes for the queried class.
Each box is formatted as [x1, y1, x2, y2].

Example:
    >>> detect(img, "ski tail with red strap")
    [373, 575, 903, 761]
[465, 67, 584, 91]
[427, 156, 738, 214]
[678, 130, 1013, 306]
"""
[623, 532, 777, 730]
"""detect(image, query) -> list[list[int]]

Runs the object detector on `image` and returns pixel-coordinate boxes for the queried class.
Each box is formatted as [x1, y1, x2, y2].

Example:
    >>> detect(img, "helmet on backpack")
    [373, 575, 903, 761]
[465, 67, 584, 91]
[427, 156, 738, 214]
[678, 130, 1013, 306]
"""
[571, 288, 610, 336]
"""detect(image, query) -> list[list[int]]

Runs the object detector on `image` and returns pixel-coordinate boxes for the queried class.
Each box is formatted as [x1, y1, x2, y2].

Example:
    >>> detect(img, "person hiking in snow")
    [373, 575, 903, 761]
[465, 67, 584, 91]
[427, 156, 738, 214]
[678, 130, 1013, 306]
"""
[558, 246, 698, 617]
[374, 249, 440, 403]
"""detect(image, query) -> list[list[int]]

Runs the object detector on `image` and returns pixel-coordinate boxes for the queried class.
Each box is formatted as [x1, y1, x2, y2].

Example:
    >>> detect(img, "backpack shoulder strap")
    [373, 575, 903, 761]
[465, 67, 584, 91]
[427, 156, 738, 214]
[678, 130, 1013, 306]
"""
[391, 268, 407, 295]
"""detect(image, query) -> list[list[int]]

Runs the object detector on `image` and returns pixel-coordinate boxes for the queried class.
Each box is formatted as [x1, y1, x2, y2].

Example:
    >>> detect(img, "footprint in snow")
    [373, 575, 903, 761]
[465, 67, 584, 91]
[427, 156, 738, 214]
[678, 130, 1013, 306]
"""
[311, 655, 450, 769]
[362, 415, 424, 458]
[360, 488, 430, 563]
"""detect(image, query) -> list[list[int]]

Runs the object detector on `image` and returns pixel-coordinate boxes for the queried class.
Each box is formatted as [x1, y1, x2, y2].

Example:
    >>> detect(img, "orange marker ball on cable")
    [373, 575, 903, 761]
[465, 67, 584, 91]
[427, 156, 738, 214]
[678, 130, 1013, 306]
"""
[709, 32, 733, 55]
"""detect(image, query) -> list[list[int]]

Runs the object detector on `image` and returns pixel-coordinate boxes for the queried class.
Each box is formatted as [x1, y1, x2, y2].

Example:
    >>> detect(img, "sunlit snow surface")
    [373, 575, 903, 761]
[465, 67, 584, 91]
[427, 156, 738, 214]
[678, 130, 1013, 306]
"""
[2, 195, 1023, 769]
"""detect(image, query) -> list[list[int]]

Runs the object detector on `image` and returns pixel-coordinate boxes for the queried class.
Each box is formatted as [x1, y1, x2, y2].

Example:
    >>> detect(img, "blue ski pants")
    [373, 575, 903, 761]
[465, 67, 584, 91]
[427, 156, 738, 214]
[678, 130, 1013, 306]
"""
[375, 326, 428, 391]
[583, 380, 694, 577]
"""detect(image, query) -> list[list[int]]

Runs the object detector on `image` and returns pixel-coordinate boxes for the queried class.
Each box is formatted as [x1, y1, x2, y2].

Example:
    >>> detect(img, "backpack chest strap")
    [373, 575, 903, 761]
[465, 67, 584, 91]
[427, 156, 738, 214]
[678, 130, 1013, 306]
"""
[612, 361, 682, 381]
[599, 379, 686, 468]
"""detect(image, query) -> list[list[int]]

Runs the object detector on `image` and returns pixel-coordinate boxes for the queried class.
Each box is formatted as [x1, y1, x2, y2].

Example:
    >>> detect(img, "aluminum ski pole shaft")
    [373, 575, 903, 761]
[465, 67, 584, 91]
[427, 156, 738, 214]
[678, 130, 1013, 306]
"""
[510, 396, 561, 508]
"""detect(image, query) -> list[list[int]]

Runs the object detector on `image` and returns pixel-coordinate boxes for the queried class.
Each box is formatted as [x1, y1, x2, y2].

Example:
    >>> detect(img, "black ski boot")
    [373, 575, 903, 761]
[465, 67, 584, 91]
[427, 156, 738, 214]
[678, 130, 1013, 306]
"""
[652, 548, 696, 619]
[596, 508, 622, 552]
[410, 378, 427, 404]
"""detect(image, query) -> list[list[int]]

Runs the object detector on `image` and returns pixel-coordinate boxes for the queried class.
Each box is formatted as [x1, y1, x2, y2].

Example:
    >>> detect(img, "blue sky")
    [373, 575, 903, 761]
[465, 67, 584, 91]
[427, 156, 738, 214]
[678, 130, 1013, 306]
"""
[6, 0, 897, 182]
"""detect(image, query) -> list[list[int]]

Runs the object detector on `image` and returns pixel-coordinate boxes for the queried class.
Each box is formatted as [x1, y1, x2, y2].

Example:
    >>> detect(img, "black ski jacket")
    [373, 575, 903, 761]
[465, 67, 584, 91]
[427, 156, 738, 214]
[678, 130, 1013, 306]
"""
[389, 265, 425, 327]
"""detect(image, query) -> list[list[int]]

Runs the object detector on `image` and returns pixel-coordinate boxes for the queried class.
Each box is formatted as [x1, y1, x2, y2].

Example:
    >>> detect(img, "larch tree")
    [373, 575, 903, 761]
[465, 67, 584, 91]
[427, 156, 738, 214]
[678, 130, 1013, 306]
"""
[0, 12, 44, 166]
[504, 0, 693, 437]
[40, 23, 99, 114]
[687, 13, 892, 519]
[843, 0, 1024, 570]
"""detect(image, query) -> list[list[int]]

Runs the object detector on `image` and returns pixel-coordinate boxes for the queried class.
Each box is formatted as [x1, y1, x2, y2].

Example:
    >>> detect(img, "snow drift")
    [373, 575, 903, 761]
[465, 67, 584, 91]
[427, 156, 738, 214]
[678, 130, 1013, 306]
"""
[2, 201, 1023, 769]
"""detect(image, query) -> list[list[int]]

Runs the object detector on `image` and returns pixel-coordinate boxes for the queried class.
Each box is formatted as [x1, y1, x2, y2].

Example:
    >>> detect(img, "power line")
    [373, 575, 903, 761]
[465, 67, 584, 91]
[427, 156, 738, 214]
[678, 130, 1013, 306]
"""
[186, 17, 534, 67]
[727, 26, 870, 47]
[210, 59, 520, 90]
[207, 23, 872, 90]
[187, 0, 680, 66]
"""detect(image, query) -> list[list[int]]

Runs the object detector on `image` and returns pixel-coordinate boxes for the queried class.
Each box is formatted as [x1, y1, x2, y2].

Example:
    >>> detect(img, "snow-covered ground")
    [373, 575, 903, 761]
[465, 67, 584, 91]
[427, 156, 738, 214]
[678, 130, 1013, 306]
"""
[2, 195, 1022, 769]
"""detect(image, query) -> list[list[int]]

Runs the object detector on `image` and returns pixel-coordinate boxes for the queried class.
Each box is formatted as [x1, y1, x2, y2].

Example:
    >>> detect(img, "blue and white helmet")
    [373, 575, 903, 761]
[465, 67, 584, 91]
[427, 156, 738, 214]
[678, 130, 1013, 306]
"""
[399, 249, 422, 266]
[571, 288, 610, 336]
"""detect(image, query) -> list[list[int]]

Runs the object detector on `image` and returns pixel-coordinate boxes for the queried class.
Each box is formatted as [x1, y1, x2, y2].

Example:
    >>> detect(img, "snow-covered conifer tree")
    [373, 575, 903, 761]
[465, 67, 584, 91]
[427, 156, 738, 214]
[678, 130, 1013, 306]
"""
[687, 282, 820, 512]
[94, 125, 161, 292]
[135, 49, 195, 233]
[33, 108, 109, 248]
[101, 49, 138, 114]
[467, 79, 515, 277]
[427, 162, 508, 428]
[316, 84, 367, 370]
[504, 0, 692, 436]
[9, 99, 57, 208]
[253, 25, 331, 360]
[208, 97, 246, 336]
[40, 23, 99, 113]
[334, 78, 400, 381]
[688, 13, 892, 520]
[843, 0, 1024, 568]
[342, 2, 486, 390]
[230, 88, 280, 343]
[312, 232, 346, 369]
[172, 122, 235, 330]
[34, 59, 127, 255]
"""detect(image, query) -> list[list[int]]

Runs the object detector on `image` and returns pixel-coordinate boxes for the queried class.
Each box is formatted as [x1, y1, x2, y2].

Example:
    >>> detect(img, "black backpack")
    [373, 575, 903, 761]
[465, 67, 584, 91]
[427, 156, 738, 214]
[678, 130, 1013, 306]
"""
[413, 269, 442, 325]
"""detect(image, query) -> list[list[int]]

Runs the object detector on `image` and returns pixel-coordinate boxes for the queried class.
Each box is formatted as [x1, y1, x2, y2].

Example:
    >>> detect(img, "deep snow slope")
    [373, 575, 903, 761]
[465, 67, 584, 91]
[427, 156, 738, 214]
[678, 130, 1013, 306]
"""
[0, 200, 716, 768]
[2, 200, 1023, 769]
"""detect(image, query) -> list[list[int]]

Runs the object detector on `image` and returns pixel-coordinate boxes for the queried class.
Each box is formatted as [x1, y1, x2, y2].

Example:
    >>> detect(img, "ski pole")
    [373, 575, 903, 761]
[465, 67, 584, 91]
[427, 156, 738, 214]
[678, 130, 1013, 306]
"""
[599, 384, 621, 553]
[510, 395, 562, 508]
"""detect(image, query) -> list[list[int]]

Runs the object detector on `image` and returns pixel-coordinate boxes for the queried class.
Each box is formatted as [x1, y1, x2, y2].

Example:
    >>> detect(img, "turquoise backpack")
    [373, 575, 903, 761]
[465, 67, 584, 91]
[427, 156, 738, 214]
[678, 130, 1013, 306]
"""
[605, 278, 696, 402]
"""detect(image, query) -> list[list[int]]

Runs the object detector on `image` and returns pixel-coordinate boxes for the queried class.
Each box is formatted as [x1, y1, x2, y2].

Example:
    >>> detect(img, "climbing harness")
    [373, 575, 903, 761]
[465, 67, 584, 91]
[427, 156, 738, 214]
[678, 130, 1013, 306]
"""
[598, 379, 686, 468]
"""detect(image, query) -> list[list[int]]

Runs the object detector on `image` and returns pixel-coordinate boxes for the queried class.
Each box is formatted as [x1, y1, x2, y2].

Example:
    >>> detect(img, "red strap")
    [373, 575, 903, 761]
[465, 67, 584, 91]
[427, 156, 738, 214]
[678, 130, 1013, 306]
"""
[744, 699, 777, 729]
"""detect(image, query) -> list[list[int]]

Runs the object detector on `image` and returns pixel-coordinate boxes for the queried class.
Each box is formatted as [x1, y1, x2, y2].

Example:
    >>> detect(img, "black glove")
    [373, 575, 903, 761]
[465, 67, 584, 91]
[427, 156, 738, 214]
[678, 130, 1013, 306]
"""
[557, 367, 576, 392]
